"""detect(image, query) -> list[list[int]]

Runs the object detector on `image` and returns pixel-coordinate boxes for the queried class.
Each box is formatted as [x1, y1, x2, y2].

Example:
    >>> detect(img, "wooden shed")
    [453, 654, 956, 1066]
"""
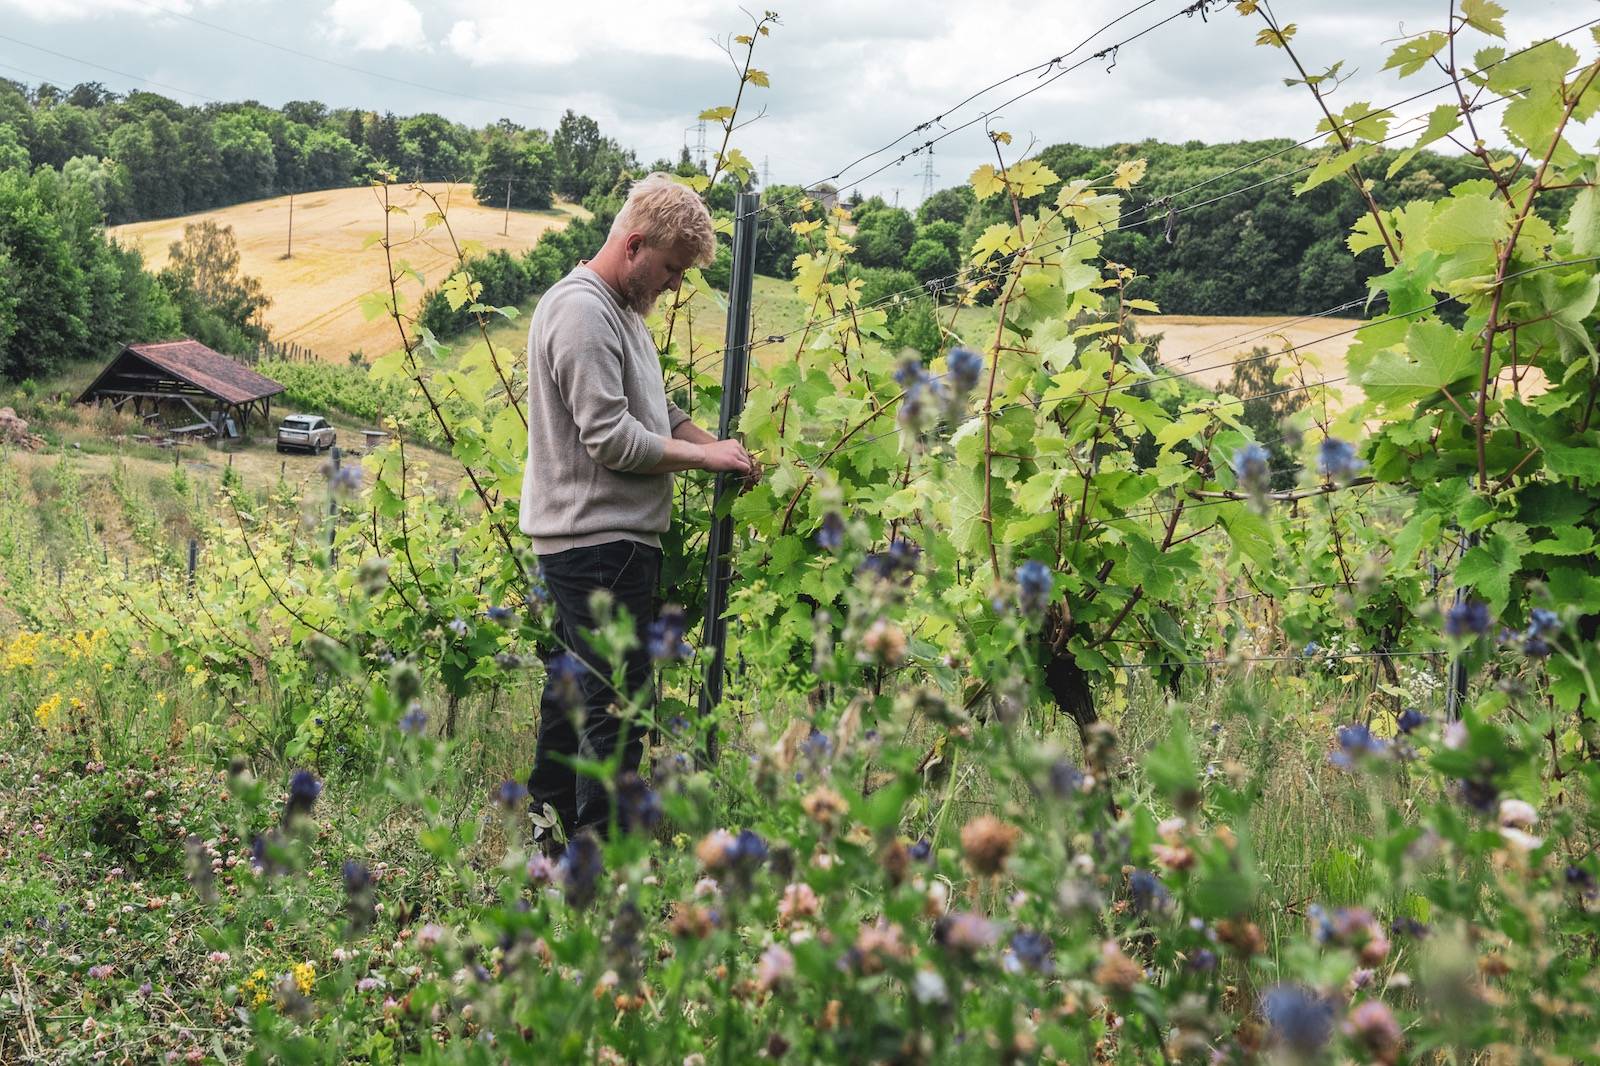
[76, 340, 286, 440]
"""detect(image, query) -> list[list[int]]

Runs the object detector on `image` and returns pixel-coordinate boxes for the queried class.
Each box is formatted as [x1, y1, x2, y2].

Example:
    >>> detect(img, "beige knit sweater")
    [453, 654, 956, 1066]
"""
[519, 266, 691, 554]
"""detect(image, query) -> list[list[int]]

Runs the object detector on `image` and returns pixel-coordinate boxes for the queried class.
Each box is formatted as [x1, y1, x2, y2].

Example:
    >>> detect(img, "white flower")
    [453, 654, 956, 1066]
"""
[912, 968, 948, 1005]
[1499, 826, 1544, 853]
[1498, 798, 1538, 831]
[756, 945, 794, 992]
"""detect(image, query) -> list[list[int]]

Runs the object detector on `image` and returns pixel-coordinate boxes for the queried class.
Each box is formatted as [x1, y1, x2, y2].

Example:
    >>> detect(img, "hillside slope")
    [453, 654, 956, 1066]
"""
[110, 184, 585, 363]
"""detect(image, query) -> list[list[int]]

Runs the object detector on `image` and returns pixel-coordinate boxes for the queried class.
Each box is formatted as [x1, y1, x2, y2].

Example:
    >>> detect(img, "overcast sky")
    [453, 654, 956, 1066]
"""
[0, 0, 1593, 204]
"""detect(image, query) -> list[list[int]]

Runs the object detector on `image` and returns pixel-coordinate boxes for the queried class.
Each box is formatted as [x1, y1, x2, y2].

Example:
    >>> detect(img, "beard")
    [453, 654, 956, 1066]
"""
[619, 263, 662, 315]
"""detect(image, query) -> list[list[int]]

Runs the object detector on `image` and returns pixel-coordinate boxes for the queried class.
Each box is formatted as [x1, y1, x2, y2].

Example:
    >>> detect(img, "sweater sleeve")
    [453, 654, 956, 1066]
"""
[544, 297, 667, 473]
[666, 399, 692, 432]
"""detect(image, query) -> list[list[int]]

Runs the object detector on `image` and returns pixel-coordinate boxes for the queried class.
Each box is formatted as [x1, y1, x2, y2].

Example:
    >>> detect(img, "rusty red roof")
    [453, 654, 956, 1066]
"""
[79, 340, 285, 406]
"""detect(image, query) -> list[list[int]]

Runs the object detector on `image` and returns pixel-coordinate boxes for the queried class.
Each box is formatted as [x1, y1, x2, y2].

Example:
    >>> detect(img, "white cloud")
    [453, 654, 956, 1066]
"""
[0, 0, 206, 20]
[320, 0, 428, 52]
[443, 0, 725, 66]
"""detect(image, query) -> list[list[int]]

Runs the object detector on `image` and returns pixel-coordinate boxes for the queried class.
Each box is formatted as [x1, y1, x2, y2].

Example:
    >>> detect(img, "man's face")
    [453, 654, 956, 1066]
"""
[620, 235, 696, 315]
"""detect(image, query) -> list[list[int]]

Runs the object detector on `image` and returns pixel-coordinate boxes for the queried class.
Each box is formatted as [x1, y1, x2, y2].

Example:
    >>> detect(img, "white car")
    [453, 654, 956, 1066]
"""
[276, 414, 338, 454]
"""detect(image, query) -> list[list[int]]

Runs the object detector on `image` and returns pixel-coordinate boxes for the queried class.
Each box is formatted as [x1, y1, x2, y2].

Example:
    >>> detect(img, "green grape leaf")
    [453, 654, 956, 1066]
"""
[1359, 320, 1479, 407]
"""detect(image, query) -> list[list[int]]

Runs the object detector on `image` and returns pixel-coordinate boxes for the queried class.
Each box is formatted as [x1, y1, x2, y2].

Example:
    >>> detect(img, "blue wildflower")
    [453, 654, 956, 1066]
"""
[1261, 984, 1336, 1056]
[1529, 607, 1561, 635]
[908, 838, 933, 863]
[557, 834, 604, 910]
[1008, 929, 1054, 973]
[945, 346, 985, 393]
[647, 606, 692, 662]
[1396, 707, 1427, 735]
[1047, 759, 1084, 798]
[1303, 641, 1320, 657]
[1524, 635, 1552, 658]
[1187, 948, 1218, 972]
[1445, 599, 1492, 637]
[547, 652, 586, 707]
[486, 605, 516, 624]
[284, 770, 321, 821]
[893, 355, 931, 389]
[1458, 775, 1499, 814]
[447, 617, 469, 637]
[815, 511, 846, 551]
[399, 703, 428, 735]
[801, 728, 833, 763]
[615, 772, 662, 834]
[1316, 436, 1365, 481]
[728, 829, 769, 872]
[493, 780, 529, 811]
[1231, 442, 1271, 493]
[1128, 869, 1169, 914]
[888, 537, 921, 571]
[1329, 723, 1388, 769]
[1016, 560, 1054, 616]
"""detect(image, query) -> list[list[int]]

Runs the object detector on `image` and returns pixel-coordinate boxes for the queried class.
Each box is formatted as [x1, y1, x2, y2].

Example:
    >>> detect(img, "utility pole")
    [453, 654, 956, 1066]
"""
[285, 192, 294, 259]
[920, 146, 938, 203]
[891, 187, 900, 208]
[502, 176, 512, 236]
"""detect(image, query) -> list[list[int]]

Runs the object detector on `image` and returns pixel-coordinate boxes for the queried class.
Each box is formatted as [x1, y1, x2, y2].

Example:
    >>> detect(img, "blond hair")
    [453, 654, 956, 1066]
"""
[609, 172, 717, 266]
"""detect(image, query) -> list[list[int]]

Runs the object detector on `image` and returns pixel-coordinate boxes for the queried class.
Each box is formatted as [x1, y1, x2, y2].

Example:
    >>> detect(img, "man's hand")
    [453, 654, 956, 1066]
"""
[701, 438, 758, 477]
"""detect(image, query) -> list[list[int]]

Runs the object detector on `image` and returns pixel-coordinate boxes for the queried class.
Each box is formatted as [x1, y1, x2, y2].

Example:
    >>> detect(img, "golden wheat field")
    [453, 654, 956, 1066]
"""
[1139, 313, 1364, 406]
[110, 183, 585, 362]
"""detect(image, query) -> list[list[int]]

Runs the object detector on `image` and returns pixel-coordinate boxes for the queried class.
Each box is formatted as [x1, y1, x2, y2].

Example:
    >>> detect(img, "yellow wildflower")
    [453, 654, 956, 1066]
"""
[34, 693, 62, 728]
[292, 961, 315, 996]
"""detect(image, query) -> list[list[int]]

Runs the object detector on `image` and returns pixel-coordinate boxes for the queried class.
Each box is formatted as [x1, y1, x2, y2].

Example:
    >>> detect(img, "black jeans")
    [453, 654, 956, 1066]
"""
[528, 538, 661, 839]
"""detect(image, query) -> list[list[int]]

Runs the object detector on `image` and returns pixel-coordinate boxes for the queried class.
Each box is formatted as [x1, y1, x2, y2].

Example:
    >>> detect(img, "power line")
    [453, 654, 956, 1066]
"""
[814, 0, 1171, 189]
[0, 32, 218, 102]
[692, 36, 1597, 386]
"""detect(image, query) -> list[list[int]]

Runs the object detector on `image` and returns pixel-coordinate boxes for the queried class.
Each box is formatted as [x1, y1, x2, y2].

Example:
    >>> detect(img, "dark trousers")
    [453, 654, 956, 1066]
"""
[528, 538, 660, 839]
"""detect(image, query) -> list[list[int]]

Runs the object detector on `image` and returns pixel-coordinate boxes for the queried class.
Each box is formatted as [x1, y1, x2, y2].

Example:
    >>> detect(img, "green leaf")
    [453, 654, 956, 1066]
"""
[1218, 502, 1276, 570]
[1359, 320, 1479, 407]
[1541, 440, 1600, 483]
[1384, 32, 1449, 77]
[1461, 0, 1506, 38]
[1387, 105, 1463, 178]
[1455, 525, 1528, 614]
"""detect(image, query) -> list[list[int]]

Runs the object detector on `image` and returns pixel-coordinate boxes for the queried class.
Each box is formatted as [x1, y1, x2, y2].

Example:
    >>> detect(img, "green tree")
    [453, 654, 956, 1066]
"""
[0, 169, 89, 379]
[473, 131, 554, 210]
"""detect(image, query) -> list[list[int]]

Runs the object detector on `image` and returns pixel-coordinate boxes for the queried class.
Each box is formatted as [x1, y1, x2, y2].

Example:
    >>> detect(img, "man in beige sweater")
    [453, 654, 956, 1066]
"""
[520, 172, 757, 842]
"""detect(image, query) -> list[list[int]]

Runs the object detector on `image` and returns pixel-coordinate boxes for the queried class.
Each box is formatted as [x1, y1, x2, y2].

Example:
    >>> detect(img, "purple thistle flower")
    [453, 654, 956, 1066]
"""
[1445, 599, 1492, 638]
[893, 355, 931, 389]
[1187, 948, 1218, 972]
